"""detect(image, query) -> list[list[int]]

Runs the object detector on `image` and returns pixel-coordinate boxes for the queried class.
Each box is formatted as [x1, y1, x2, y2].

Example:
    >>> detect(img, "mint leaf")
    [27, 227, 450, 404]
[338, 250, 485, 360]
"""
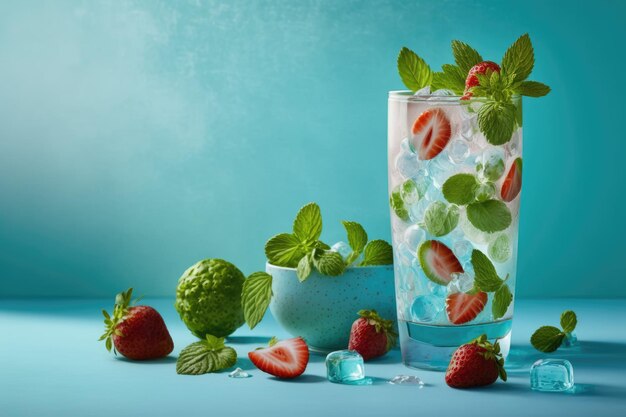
[293, 202, 322, 244]
[312, 250, 346, 276]
[176, 335, 237, 375]
[531, 326, 565, 353]
[397, 47, 433, 92]
[471, 249, 503, 292]
[516, 80, 550, 97]
[432, 64, 466, 95]
[390, 190, 410, 221]
[265, 233, 307, 268]
[501, 33, 534, 83]
[493, 284, 512, 319]
[314, 241, 331, 250]
[560, 310, 577, 333]
[360, 240, 393, 266]
[467, 200, 512, 233]
[477, 99, 517, 145]
[442, 173, 479, 205]
[424, 201, 459, 237]
[296, 253, 313, 282]
[241, 272, 273, 329]
[451, 40, 483, 73]
[342, 221, 368, 263]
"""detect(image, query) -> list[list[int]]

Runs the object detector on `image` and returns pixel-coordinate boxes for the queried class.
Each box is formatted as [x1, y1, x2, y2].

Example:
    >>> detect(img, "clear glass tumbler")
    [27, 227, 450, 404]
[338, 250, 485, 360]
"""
[388, 91, 522, 370]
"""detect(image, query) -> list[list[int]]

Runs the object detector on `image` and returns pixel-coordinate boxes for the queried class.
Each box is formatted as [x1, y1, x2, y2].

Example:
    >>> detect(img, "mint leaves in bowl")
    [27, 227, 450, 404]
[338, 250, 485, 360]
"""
[242, 203, 396, 351]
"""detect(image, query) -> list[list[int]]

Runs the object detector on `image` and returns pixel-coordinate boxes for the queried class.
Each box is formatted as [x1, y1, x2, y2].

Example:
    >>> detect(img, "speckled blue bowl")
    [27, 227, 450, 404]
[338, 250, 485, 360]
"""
[266, 262, 396, 352]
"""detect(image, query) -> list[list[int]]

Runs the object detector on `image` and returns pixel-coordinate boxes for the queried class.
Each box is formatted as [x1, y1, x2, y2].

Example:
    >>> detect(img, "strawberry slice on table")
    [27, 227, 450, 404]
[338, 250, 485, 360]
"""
[462, 61, 501, 100]
[445, 334, 507, 388]
[418, 240, 464, 285]
[501, 157, 522, 202]
[411, 108, 452, 160]
[248, 337, 309, 379]
[446, 291, 488, 325]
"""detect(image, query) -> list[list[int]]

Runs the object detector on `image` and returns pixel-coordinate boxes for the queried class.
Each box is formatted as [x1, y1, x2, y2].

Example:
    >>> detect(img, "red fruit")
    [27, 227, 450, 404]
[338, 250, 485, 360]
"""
[348, 309, 398, 360]
[411, 108, 452, 160]
[248, 337, 309, 379]
[418, 240, 464, 286]
[445, 334, 507, 388]
[446, 291, 488, 325]
[462, 61, 501, 100]
[100, 288, 174, 360]
[501, 157, 522, 202]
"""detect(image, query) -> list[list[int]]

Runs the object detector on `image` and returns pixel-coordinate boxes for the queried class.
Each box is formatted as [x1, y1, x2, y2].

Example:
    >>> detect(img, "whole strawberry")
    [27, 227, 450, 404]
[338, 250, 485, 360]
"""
[445, 334, 507, 388]
[99, 288, 174, 360]
[462, 61, 501, 100]
[348, 310, 397, 360]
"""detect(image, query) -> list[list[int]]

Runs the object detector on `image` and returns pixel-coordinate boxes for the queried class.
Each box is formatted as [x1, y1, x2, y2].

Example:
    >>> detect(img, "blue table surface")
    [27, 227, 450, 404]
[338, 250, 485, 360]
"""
[1, 298, 625, 417]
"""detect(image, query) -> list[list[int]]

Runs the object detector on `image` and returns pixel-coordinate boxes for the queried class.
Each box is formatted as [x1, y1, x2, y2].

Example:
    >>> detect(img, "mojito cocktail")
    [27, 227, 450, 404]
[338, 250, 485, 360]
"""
[388, 35, 549, 370]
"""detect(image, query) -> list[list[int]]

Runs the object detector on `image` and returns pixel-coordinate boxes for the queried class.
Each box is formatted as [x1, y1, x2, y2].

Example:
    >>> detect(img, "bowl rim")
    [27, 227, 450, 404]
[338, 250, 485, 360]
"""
[265, 261, 394, 272]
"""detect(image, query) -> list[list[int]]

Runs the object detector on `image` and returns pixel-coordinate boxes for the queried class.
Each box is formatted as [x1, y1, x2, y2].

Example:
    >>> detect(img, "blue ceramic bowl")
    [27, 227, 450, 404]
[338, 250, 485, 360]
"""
[266, 262, 396, 352]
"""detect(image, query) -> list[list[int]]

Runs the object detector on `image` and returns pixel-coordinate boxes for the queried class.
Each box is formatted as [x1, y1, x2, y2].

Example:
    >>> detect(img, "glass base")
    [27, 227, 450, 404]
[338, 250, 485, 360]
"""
[398, 319, 512, 371]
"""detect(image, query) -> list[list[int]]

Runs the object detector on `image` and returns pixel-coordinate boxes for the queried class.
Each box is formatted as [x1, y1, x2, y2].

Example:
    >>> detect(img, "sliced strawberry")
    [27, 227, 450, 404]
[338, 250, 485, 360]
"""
[248, 337, 309, 379]
[500, 157, 522, 202]
[446, 291, 488, 325]
[418, 240, 463, 285]
[462, 61, 501, 100]
[411, 108, 452, 160]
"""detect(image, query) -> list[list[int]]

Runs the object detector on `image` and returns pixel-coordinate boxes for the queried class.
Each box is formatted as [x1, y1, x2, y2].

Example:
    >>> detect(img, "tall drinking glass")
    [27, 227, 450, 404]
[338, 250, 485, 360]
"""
[388, 91, 522, 370]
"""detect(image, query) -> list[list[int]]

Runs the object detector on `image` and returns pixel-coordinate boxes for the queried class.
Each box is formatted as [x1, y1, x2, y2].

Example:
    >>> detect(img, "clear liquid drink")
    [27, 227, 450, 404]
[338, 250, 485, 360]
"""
[388, 91, 522, 370]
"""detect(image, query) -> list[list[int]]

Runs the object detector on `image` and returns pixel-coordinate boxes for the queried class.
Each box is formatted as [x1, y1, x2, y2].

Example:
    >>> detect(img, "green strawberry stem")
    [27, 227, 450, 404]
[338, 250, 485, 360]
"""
[358, 309, 398, 350]
[470, 334, 507, 382]
[99, 287, 136, 354]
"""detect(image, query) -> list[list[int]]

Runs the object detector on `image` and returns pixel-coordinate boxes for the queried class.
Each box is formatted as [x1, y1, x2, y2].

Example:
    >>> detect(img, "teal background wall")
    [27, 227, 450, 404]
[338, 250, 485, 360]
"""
[0, 0, 624, 298]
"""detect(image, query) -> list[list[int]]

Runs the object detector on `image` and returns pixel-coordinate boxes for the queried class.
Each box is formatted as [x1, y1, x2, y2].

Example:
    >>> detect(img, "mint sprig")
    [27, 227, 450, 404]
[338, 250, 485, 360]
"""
[451, 40, 483, 73]
[471, 249, 512, 319]
[311, 248, 346, 276]
[360, 240, 393, 266]
[241, 272, 273, 329]
[342, 221, 368, 264]
[530, 310, 578, 353]
[397, 47, 432, 92]
[466, 200, 512, 233]
[442, 173, 479, 205]
[176, 335, 237, 375]
[424, 201, 459, 237]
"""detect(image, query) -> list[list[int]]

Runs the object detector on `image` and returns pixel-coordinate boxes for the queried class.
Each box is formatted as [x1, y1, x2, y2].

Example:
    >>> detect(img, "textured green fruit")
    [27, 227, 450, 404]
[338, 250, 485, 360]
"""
[175, 259, 245, 338]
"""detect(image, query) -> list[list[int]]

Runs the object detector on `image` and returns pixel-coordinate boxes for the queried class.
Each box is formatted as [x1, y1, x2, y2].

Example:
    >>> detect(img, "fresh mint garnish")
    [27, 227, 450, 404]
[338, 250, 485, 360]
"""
[442, 173, 479, 205]
[477, 98, 518, 145]
[451, 40, 483, 73]
[293, 202, 323, 244]
[397, 47, 432, 92]
[501, 33, 534, 84]
[560, 310, 577, 334]
[296, 253, 313, 282]
[360, 240, 393, 266]
[530, 310, 578, 352]
[241, 272, 273, 329]
[265, 233, 308, 268]
[424, 201, 459, 237]
[342, 221, 368, 264]
[516, 80, 550, 97]
[390, 190, 410, 221]
[312, 249, 346, 276]
[431, 64, 466, 95]
[466, 199, 512, 233]
[176, 335, 237, 375]
[471, 249, 512, 319]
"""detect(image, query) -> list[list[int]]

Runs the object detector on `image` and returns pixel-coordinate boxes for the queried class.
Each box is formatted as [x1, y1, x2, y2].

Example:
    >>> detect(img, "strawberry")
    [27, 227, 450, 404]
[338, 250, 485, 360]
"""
[446, 290, 488, 325]
[418, 240, 464, 286]
[411, 108, 452, 160]
[348, 309, 398, 360]
[445, 334, 507, 388]
[248, 337, 309, 379]
[100, 288, 174, 360]
[462, 61, 501, 100]
[501, 157, 522, 202]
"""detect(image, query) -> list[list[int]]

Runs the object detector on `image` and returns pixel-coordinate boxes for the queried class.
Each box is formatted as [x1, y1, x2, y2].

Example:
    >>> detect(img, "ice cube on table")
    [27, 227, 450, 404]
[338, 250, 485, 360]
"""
[228, 367, 251, 378]
[331, 241, 352, 260]
[410, 294, 443, 323]
[447, 139, 470, 164]
[388, 375, 425, 387]
[530, 359, 574, 392]
[326, 350, 373, 385]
